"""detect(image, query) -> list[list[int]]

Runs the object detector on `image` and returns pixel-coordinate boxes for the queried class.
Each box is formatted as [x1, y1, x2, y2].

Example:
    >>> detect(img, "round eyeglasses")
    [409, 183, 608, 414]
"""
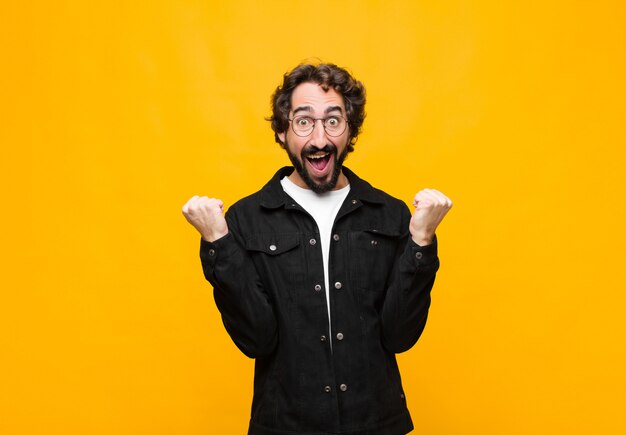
[288, 115, 348, 137]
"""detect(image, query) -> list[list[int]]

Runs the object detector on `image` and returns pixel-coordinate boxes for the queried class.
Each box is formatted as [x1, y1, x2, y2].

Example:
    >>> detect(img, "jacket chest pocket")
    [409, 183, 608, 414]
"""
[349, 229, 404, 292]
[244, 233, 305, 297]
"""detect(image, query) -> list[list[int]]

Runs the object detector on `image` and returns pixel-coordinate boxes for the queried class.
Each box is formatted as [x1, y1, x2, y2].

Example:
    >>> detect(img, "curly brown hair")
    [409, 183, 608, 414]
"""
[269, 63, 366, 153]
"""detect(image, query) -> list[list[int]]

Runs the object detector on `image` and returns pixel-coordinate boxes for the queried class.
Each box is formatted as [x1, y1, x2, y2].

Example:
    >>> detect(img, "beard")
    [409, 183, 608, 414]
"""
[286, 142, 349, 194]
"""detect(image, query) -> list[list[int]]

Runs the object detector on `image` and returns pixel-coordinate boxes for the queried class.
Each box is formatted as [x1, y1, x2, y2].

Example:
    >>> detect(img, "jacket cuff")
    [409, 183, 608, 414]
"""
[405, 234, 439, 271]
[199, 233, 236, 268]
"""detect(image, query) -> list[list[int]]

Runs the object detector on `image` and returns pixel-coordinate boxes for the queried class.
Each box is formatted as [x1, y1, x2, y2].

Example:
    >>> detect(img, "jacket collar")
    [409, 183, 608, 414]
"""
[259, 166, 386, 209]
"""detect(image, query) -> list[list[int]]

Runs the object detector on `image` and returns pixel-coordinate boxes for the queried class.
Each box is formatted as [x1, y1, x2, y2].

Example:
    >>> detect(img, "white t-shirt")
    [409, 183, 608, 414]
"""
[280, 176, 350, 336]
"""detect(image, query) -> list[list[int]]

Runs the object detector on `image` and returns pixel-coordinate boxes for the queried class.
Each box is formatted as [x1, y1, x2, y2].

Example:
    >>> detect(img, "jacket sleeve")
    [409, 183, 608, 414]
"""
[199, 210, 278, 359]
[380, 205, 440, 353]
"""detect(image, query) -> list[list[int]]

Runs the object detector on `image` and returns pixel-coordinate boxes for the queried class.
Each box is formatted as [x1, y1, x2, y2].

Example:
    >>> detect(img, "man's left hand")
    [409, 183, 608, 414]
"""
[409, 189, 453, 246]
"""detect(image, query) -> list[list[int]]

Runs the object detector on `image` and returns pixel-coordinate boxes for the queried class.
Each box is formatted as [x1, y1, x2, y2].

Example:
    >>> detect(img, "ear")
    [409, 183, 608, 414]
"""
[277, 131, 286, 145]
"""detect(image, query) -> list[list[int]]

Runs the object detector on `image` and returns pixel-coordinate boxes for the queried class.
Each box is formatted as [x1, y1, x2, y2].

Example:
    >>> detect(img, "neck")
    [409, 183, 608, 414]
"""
[333, 172, 349, 190]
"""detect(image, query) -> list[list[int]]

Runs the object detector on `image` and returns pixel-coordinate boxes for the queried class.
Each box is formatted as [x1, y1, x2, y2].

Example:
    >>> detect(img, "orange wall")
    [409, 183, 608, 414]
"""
[2, 1, 625, 434]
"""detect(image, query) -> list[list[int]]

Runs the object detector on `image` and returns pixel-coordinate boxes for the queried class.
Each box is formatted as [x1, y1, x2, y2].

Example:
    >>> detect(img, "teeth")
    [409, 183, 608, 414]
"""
[308, 153, 329, 159]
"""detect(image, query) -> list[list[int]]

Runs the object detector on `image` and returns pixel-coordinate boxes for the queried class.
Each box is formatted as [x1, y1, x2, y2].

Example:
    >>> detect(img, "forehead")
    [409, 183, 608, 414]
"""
[290, 82, 345, 113]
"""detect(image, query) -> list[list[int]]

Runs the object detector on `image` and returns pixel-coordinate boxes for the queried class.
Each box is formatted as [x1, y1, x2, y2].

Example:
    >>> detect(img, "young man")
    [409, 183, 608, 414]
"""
[182, 63, 452, 435]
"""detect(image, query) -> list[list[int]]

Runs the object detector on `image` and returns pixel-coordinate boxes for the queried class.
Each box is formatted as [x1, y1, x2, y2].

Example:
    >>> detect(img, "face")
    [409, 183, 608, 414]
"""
[278, 82, 351, 193]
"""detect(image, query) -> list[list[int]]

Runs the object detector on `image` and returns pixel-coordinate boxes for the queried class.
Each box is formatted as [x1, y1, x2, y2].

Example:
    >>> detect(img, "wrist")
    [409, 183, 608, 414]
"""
[411, 231, 434, 246]
[201, 230, 228, 243]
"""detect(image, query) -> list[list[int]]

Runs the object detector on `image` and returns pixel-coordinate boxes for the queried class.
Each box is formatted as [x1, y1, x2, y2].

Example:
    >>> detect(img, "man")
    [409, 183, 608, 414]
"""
[182, 63, 452, 435]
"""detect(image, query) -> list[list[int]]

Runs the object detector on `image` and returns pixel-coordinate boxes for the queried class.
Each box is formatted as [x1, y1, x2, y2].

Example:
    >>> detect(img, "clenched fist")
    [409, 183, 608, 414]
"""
[182, 195, 229, 242]
[410, 189, 453, 246]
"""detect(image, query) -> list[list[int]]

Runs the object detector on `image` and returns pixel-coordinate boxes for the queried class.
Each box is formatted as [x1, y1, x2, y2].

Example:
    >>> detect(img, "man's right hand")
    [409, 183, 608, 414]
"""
[182, 196, 229, 242]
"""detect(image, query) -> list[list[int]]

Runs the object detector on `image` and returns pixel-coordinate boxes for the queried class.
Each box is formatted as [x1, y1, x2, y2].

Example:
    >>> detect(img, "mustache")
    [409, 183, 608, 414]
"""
[302, 145, 336, 157]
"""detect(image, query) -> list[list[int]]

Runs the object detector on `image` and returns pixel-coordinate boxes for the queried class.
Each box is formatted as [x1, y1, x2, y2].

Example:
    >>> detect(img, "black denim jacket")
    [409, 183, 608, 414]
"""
[200, 167, 439, 435]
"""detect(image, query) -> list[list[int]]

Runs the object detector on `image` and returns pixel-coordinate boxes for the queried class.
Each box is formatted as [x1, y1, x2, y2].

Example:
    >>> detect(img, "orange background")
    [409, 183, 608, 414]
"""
[2, 1, 625, 434]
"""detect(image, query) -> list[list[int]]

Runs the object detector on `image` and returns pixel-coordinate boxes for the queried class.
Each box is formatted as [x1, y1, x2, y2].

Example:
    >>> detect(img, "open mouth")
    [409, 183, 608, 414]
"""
[306, 151, 332, 173]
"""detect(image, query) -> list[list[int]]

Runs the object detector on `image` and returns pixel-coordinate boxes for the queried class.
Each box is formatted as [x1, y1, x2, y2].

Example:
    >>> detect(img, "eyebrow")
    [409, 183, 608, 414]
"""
[292, 106, 312, 116]
[292, 105, 344, 116]
[324, 106, 344, 115]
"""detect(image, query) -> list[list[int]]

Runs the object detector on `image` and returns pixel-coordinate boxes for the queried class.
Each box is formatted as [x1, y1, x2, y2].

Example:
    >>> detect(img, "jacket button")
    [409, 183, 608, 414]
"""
[371, 240, 378, 246]
[334, 282, 342, 290]
[336, 333, 344, 341]
[269, 244, 277, 251]
[415, 252, 423, 260]
[320, 335, 327, 342]
[333, 234, 340, 241]
[351, 199, 357, 204]
[208, 249, 215, 256]
[309, 238, 317, 245]
[324, 385, 331, 393]
[339, 384, 348, 392]
[314, 284, 322, 292]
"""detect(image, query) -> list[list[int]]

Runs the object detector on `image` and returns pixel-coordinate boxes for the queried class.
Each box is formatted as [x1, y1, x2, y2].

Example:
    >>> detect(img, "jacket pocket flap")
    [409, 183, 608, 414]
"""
[363, 228, 403, 238]
[245, 234, 300, 255]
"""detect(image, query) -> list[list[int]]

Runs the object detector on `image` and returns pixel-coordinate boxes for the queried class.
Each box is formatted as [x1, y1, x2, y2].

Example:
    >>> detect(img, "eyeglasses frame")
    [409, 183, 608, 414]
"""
[287, 115, 349, 137]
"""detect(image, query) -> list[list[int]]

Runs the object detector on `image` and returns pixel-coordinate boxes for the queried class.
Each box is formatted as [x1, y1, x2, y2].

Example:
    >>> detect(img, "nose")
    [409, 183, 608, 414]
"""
[309, 119, 327, 145]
